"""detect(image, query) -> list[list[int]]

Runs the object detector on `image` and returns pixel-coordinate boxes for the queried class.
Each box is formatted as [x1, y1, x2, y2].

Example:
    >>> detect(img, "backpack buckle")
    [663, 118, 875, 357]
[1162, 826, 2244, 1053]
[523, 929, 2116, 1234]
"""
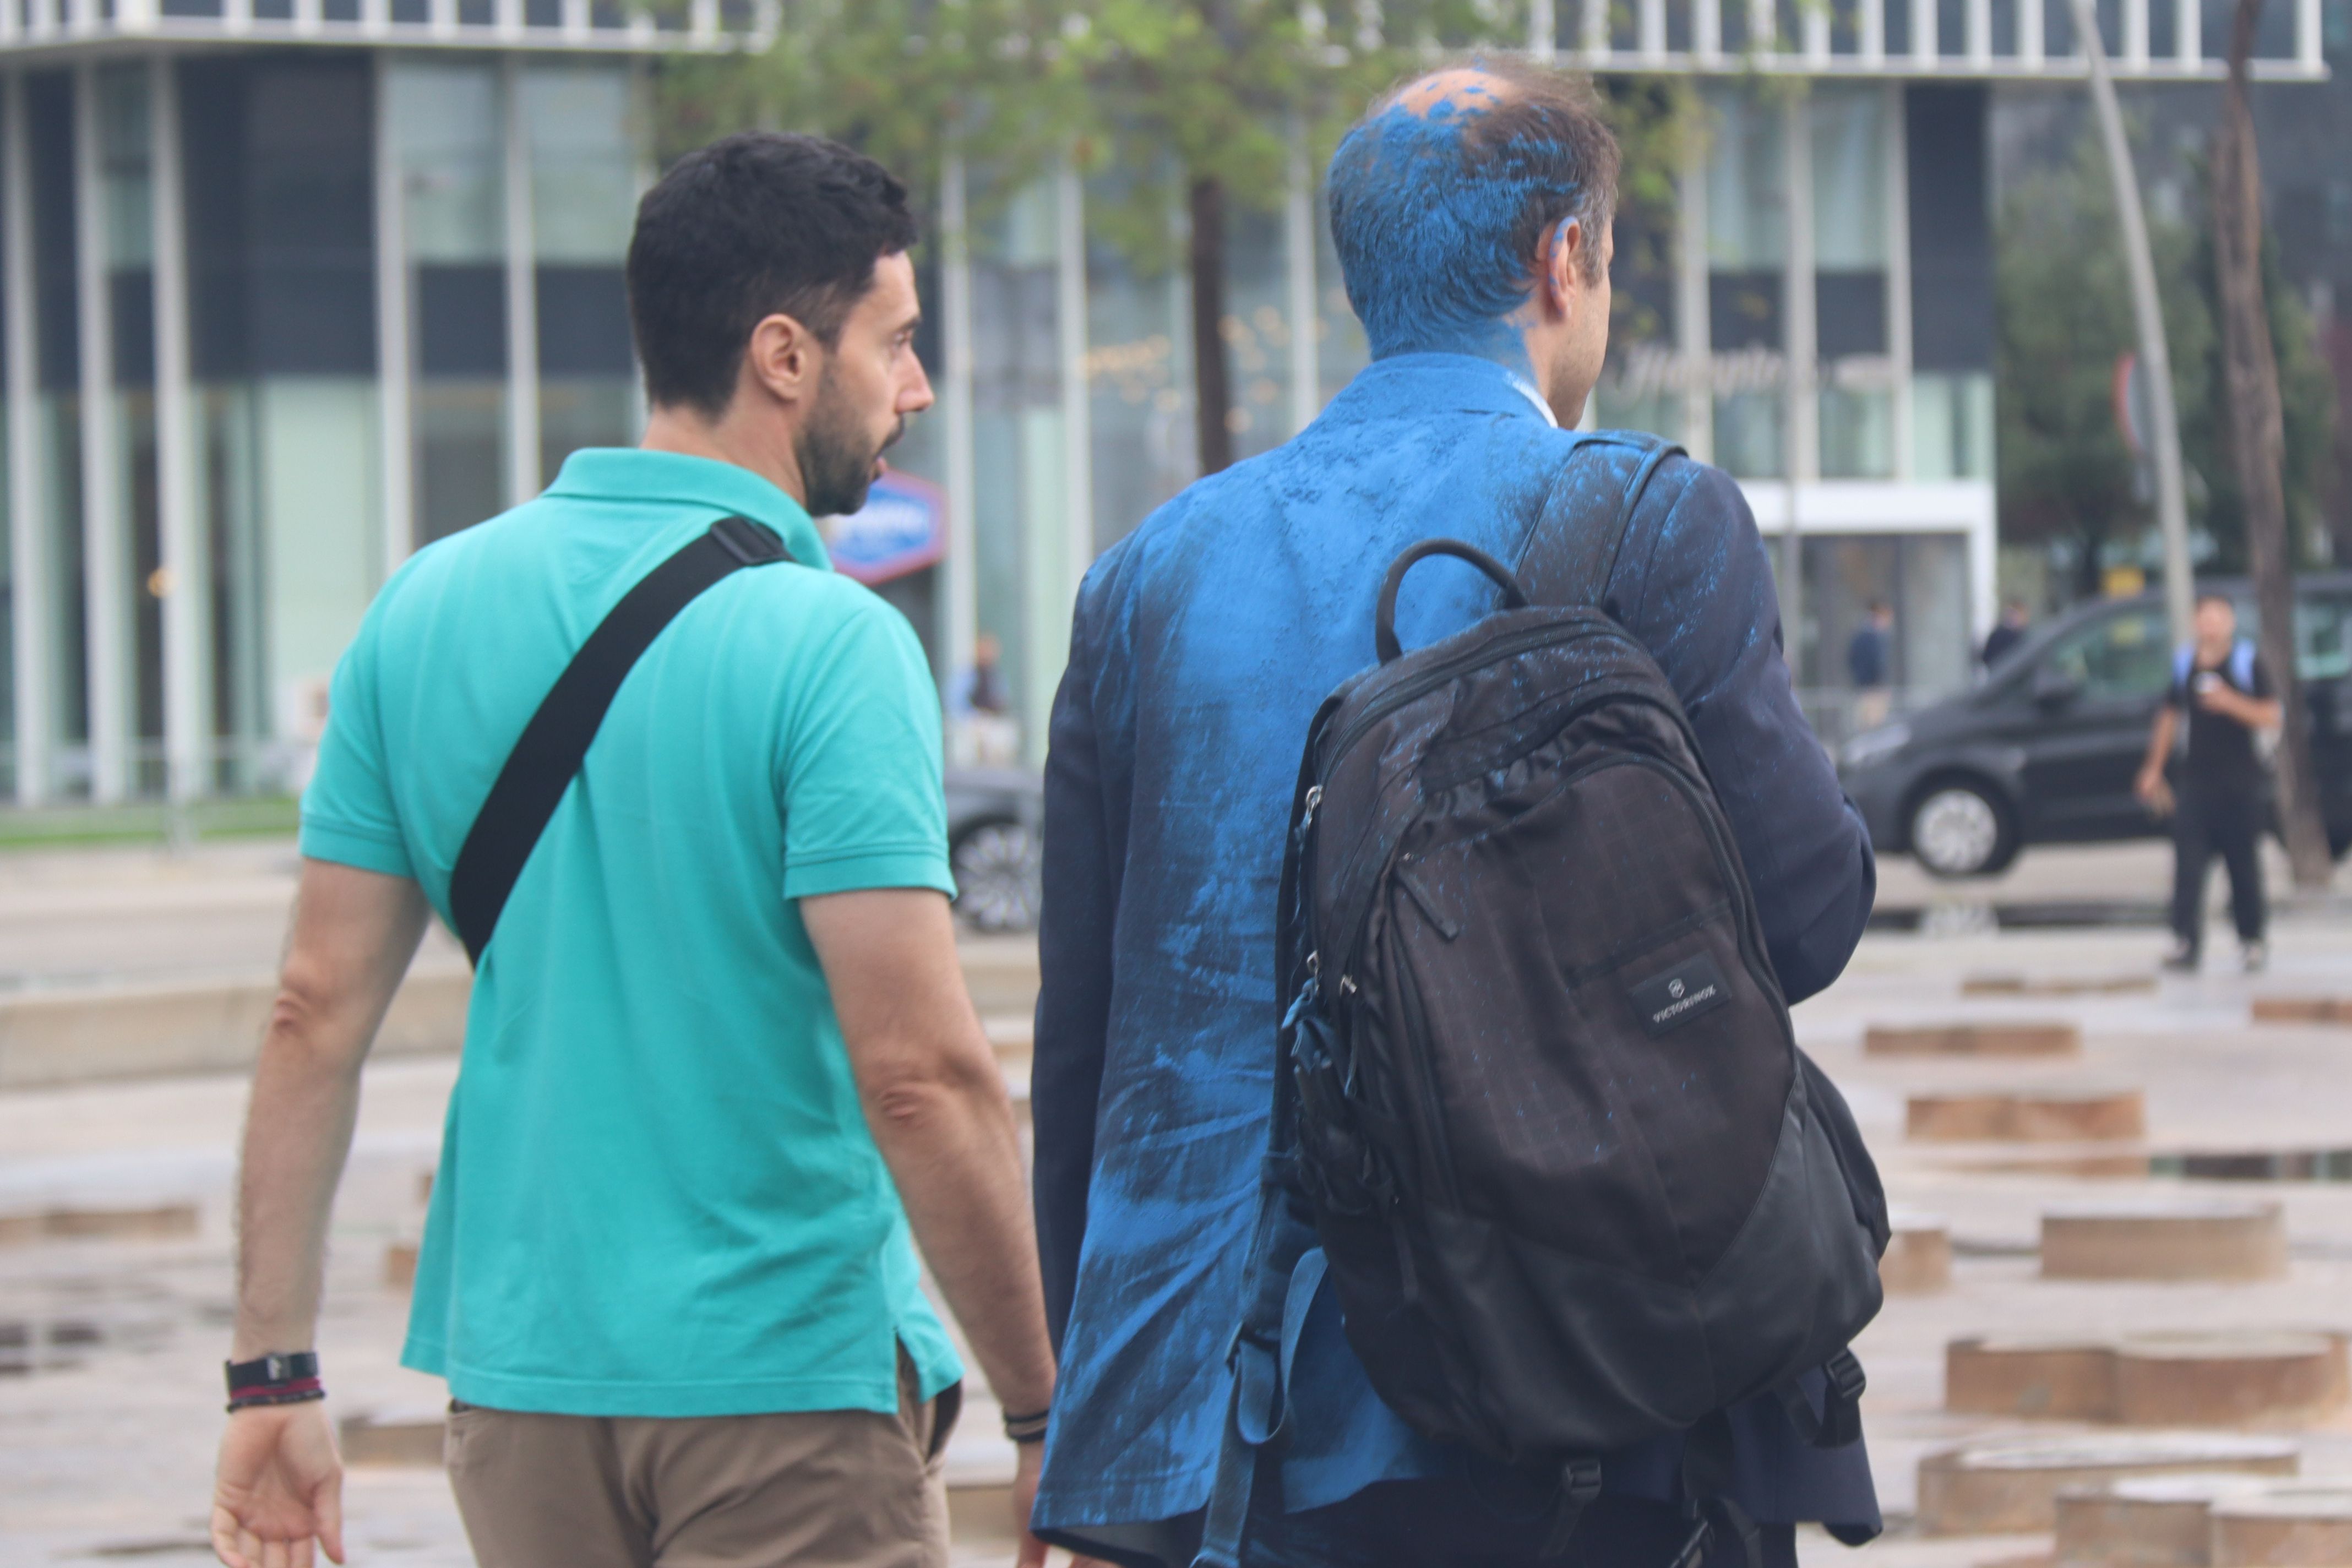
[1826, 1349, 1867, 1403]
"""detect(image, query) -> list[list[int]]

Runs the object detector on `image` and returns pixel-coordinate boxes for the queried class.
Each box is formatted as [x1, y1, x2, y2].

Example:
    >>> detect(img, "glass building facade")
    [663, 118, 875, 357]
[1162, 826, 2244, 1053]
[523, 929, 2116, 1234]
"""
[0, 0, 2329, 799]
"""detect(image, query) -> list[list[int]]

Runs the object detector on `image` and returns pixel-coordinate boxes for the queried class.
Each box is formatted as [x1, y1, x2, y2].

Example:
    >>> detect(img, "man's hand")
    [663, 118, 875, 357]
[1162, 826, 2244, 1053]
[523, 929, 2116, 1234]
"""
[211, 1402, 345, 1567]
[2136, 765, 2175, 818]
[1015, 1441, 1048, 1568]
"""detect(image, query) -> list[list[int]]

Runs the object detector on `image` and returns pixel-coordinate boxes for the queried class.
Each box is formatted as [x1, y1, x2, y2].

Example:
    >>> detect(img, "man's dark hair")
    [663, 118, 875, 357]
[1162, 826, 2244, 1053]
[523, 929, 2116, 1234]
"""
[628, 132, 919, 416]
[2196, 591, 2235, 611]
[1327, 57, 1619, 360]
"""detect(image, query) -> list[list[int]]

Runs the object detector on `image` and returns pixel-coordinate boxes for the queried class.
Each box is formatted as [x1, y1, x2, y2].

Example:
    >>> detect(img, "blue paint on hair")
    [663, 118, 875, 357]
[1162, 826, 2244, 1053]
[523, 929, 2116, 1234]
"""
[1326, 77, 1593, 365]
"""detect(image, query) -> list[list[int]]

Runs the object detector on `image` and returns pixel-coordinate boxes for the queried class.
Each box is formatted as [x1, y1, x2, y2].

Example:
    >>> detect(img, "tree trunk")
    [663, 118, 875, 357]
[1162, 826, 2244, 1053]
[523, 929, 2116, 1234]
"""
[1188, 175, 1233, 477]
[2213, 0, 2334, 888]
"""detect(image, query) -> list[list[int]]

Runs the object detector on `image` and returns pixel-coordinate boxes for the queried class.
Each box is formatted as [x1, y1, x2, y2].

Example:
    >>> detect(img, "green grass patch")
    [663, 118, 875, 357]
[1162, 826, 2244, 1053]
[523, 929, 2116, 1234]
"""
[0, 796, 301, 850]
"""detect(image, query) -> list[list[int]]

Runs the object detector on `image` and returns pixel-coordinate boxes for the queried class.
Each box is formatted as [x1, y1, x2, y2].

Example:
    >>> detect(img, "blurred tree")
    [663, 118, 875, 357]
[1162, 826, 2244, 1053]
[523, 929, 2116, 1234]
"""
[1995, 131, 2333, 602]
[658, 2, 1694, 477]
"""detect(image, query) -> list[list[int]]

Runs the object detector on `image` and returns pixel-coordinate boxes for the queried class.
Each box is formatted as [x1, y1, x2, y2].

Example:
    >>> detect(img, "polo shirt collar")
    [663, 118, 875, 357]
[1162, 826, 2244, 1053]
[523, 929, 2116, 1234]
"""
[545, 448, 835, 572]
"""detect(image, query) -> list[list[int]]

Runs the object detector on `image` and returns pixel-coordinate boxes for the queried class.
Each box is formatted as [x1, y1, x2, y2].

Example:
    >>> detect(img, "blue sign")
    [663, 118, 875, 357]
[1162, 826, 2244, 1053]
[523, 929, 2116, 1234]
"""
[826, 470, 946, 586]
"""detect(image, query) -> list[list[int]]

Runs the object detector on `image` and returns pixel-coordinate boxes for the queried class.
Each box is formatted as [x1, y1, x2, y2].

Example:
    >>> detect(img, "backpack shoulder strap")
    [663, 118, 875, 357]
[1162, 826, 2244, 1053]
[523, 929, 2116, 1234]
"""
[1512, 432, 1687, 611]
[2174, 645, 2195, 688]
[447, 515, 793, 966]
[2231, 638, 2257, 689]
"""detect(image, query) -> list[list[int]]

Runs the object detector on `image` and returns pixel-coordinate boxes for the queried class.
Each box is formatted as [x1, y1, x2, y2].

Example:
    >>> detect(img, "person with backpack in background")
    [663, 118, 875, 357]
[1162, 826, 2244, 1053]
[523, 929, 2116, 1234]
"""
[1029, 59, 1881, 1568]
[2135, 592, 2282, 973]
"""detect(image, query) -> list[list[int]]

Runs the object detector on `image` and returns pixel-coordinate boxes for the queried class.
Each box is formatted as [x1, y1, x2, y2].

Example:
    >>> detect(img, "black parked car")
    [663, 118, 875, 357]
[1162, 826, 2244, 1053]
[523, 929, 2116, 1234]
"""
[1839, 575, 2352, 877]
[945, 766, 1044, 931]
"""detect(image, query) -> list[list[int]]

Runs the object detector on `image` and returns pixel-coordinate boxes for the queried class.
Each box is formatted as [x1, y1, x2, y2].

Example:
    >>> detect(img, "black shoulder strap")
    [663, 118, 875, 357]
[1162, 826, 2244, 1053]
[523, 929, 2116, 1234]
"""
[447, 515, 793, 966]
[1512, 433, 1687, 611]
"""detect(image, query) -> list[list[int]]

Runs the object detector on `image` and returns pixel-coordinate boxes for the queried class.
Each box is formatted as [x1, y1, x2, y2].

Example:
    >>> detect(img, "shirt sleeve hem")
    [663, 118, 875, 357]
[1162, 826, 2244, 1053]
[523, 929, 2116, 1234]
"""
[783, 850, 958, 901]
[300, 818, 416, 880]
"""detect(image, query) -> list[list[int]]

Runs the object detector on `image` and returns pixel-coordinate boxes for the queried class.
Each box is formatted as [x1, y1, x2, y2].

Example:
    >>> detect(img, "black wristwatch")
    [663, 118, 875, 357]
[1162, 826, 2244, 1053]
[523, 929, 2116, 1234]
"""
[225, 1351, 325, 1411]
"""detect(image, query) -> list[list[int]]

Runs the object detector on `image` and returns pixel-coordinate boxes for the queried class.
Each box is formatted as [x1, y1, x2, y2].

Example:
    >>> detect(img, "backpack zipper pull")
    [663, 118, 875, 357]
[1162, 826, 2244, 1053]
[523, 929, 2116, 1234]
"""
[1302, 784, 1323, 827]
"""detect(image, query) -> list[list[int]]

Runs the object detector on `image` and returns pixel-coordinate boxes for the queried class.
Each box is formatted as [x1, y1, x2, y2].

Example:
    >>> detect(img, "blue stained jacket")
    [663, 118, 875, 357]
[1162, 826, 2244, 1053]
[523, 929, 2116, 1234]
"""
[1031, 353, 1881, 1552]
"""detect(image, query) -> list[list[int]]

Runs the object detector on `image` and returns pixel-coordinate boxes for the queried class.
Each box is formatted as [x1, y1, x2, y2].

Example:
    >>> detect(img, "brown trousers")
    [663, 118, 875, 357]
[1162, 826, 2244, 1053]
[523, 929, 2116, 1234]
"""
[444, 1353, 961, 1568]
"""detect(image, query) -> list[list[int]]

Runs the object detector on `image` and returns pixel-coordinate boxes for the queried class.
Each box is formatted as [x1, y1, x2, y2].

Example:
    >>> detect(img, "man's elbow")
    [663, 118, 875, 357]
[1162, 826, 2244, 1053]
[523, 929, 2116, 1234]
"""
[258, 974, 372, 1080]
[856, 1042, 1007, 1137]
[1770, 826, 1876, 1006]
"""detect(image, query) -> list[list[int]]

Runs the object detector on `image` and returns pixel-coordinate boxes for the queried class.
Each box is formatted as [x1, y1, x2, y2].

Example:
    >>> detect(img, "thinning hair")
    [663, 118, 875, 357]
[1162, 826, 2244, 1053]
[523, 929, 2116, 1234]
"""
[1327, 58, 1620, 360]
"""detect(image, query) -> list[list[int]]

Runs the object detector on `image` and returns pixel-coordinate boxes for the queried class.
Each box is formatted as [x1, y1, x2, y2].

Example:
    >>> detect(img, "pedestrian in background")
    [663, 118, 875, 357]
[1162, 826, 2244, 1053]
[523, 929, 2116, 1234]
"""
[1848, 599, 1896, 729]
[209, 133, 1056, 1568]
[2135, 592, 2282, 973]
[1981, 597, 2032, 668]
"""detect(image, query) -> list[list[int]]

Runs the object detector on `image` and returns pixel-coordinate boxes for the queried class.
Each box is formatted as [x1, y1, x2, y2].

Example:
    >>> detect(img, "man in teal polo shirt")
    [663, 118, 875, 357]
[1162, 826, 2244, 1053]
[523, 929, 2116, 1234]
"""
[210, 134, 1057, 1568]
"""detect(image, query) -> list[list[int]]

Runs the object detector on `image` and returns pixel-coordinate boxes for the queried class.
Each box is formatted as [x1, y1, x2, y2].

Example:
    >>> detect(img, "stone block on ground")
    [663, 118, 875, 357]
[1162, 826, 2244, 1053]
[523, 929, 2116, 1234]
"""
[1948, 1337, 2118, 1420]
[0, 1203, 202, 1243]
[1866, 1022, 2082, 1058]
[1967, 973, 2158, 998]
[339, 1406, 446, 1467]
[1881, 1212, 1952, 1293]
[2250, 998, 2352, 1026]
[2042, 1201, 2288, 1282]
[1909, 1088, 2147, 1144]
[1917, 1434, 2299, 1536]
[383, 1242, 418, 1291]
[2209, 1488, 2352, 1567]
[2054, 1473, 2274, 1568]
[2114, 1335, 2346, 1429]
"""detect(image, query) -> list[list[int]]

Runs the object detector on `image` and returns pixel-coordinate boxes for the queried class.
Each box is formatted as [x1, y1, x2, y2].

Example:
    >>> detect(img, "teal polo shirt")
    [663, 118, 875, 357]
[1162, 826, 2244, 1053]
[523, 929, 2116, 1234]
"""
[301, 448, 963, 1417]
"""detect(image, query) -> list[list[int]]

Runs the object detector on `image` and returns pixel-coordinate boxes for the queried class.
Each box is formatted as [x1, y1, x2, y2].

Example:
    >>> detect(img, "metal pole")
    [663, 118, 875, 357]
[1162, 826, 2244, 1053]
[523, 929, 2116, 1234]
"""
[2068, 0, 2192, 647]
[1283, 116, 1319, 438]
[4, 72, 48, 804]
[1676, 149, 1712, 463]
[1055, 153, 1092, 602]
[152, 55, 205, 802]
[501, 56, 540, 507]
[1886, 81, 1915, 481]
[939, 149, 977, 694]
[374, 52, 414, 571]
[1782, 89, 1814, 682]
[74, 62, 127, 803]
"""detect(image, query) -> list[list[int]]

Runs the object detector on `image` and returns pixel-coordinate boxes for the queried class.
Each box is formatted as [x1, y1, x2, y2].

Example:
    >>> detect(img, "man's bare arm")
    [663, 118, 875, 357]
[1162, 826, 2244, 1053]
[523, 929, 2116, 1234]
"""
[2136, 704, 2179, 806]
[213, 859, 428, 1568]
[803, 888, 1056, 1412]
[803, 889, 1057, 1566]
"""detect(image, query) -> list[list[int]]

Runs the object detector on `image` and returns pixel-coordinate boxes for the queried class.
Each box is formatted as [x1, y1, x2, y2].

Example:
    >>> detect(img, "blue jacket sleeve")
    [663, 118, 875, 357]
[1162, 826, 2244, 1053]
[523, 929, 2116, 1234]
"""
[1617, 462, 1876, 1004]
[1032, 592, 1121, 1352]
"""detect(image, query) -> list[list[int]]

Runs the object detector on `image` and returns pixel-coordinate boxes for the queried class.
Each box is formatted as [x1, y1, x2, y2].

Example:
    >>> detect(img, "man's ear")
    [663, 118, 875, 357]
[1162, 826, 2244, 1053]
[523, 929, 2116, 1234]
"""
[744, 312, 818, 406]
[1541, 218, 1585, 322]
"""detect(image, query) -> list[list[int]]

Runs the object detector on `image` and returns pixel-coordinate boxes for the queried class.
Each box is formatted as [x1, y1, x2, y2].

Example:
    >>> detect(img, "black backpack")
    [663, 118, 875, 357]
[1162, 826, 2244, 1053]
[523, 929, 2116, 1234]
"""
[1192, 457, 1888, 1568]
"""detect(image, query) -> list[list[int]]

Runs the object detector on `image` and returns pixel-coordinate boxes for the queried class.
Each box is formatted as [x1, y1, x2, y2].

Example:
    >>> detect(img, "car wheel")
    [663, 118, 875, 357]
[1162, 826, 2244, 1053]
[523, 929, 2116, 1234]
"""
[1908, 781, 2016, 879]
[951, 817, 1042, 933]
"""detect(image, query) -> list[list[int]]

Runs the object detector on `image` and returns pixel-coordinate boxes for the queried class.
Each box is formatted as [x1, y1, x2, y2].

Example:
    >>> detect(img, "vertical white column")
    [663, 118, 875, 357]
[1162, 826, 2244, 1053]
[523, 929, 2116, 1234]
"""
[562, 0, 587, 42]
[2125, 0, 2149, 65]
[1676, 155, 1712, 464]
[2022, 0, 2046, 67]
[225, 0, 252, 35]
[1528, 0, 1556, 57]
[1861, 0, 1885, 61]
[500, 57, 539, 506]
[1284, 121, 1319, 436]
[2295, 0, 2320, 70]
[1697, 0, 1723, 62]
[151, 57, 204, 802]
[374, 53, 413, 572]
[1748, 0, 1775, 53]
[1912, 0, 1935, 62]
[1581, 0, 1607, 60]
[294, 0, 322, 36]
[1643, 0, 1669, 58]
[1968, 0, 1993, 63]
[1886, 81, 1914, 481]
[1054, 155, 1091, 603]
[1784, 92, 1817, 488]
[73, 63, 126, 802]
[939, 150, 976, 694]
[2176, 0, 2201, 67]
[5, 74, 48, 803]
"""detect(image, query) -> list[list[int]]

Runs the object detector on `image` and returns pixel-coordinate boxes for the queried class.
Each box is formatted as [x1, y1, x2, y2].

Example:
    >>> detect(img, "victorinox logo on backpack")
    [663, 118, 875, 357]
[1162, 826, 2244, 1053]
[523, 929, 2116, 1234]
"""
[1627, 953, 1731, 1036]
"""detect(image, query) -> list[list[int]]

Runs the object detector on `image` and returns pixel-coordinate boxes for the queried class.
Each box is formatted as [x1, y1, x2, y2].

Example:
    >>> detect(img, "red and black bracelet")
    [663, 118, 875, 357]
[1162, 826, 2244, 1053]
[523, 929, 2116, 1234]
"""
[225, 1352, 324, 1413]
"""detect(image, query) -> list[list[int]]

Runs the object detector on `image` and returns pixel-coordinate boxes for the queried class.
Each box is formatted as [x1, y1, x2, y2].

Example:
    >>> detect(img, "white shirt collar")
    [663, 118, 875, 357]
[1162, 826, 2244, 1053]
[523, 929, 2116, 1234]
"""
[1506, 371, 1559, 427]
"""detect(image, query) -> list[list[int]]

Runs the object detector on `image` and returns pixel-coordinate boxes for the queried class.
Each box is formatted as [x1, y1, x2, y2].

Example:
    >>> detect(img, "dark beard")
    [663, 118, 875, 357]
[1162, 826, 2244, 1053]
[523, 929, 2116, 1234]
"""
[797, 366, 900, 518]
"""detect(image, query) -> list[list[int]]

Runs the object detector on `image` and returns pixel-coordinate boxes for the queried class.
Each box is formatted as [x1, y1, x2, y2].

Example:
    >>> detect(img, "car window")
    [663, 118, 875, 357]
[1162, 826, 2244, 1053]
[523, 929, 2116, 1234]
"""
[2296, 596, 2352, 682]
[2040, 608, 2171, 699]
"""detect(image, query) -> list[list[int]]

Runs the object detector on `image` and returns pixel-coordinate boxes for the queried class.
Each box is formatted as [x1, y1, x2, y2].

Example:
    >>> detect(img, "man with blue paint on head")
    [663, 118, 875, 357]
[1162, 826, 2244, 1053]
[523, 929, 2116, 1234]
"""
[1028, 59, 1881, 1568]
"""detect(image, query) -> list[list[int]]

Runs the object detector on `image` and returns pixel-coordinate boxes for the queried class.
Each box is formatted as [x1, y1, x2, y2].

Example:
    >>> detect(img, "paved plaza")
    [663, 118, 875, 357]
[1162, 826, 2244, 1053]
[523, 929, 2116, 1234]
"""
[1, 838, 2348, 1566]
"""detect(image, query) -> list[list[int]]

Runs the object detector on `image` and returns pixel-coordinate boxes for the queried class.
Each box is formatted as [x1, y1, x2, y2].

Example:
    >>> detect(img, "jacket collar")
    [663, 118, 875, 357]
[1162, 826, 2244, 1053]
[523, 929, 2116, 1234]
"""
[1325, 353, 1560, 428]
